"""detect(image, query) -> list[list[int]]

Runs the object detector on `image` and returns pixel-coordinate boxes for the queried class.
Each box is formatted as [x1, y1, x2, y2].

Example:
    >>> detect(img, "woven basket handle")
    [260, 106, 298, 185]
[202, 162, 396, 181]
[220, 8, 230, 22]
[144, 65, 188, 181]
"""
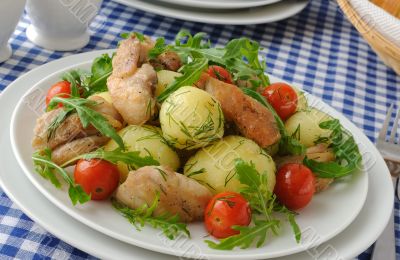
[336, 0, 400, 75]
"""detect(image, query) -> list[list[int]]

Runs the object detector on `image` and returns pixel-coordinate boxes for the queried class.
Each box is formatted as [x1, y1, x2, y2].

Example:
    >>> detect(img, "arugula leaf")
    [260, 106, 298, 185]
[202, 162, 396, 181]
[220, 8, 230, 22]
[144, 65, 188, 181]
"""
[60, 53, 113, 98]
[112, 192, 190, 240]
[146, 30, 271, 89]
[148, 37, 169, 59]
[32, 149, 90, 205]
[157, 58, 208, 102]
[273, 203, 301, 243]
[61, 148, 160, 169]
[174, 30, 210, 49]
[46, 109, 74, 140]
[222, 37, 270, 85]
[241, 88, 305, 155]
[49, 97, 124, 150]
[61, 69, 86, 98]
[120, 32, 145, 42]
[303, 119, 362, 178]
[85, 53, 113, 95]
[205, 219, 280, 250]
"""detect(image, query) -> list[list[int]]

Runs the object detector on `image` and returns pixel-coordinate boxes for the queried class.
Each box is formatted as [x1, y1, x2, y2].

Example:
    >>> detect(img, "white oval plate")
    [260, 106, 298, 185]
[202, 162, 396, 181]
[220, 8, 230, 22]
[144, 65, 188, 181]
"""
[10, 50, 368, 259]
[153, 0, 281, 10]
[111, 0, 308, 25]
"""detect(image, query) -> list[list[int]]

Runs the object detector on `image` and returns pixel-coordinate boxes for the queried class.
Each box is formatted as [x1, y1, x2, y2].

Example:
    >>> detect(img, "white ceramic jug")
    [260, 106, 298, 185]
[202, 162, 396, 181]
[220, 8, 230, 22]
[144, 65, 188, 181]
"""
[26, 0, 103, 51]
[0, 0, 26, 62]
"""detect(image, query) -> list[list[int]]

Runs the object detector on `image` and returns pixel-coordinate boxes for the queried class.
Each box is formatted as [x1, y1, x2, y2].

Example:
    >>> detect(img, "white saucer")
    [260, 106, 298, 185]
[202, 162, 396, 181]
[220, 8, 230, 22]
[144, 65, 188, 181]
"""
[112, 0, 309, 24]
[0, 51, 393, 260]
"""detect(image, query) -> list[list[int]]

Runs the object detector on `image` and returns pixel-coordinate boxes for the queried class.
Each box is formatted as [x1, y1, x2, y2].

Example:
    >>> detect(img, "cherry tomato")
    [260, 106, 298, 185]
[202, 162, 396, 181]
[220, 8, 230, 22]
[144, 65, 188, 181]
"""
[45, 80, 72, 108]
[74, 159, 120, 200]
[274, 163, 315, 210]
[207, 65, 233, 84]
[204, 191, 251, 239]
[262, 82, 298, 121]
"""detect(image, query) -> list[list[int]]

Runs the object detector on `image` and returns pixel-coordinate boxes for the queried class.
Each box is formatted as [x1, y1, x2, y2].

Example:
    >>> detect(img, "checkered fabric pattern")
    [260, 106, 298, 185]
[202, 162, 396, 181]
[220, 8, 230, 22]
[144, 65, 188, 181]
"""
[0, 0, 399, 258]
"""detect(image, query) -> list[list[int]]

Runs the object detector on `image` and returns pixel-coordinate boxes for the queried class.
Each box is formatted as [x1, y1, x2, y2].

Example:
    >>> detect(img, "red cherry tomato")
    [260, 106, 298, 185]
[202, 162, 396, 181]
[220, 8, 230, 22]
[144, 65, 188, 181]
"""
[74, 159, 120, 200]
[274, 163, 315, 210]
[207, 65, 233, 84]
[204, 191, 251, 239]
[45, 80, 72, 108]
[262, 82, 298, 121]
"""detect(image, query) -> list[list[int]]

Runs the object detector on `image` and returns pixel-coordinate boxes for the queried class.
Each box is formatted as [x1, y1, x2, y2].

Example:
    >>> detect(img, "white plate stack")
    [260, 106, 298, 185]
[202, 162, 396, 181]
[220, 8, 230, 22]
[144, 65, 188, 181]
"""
[112, 0, 310, 24]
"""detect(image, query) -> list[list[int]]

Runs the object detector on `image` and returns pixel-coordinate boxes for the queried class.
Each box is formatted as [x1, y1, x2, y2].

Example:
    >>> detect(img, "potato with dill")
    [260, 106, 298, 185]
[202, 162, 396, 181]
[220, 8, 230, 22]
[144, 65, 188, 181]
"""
[285, 108, 332, 147]
[184, 135, 276, 194]
[104, 125, 180, 182]
[159, 86, 224, 150]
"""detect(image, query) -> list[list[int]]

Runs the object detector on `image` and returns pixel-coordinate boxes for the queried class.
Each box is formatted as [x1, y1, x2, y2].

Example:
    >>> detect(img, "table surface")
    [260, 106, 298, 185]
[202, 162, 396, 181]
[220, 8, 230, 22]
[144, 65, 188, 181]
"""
[0, 0, 399, 259]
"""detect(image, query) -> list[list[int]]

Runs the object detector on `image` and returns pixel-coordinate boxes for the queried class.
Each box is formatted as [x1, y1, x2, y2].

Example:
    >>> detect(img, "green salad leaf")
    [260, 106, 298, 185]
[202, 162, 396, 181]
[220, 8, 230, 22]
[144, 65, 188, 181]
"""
[303, 119, 362, 178]
[112, 192, 190, 240]
[148, 37, 169, 59]
[59, 53, 113, 98]
[147, 30, 270, 89]
[206, 219, 280, 250]
[157, 58, 208, 102]
[61, 69, 86, 98]
[48, 97, 124, 150]
[84, 53, 113, 95]
[61, 148, 160, 169]
[32, 149, 90, 205]
[205, 159, 301, 250]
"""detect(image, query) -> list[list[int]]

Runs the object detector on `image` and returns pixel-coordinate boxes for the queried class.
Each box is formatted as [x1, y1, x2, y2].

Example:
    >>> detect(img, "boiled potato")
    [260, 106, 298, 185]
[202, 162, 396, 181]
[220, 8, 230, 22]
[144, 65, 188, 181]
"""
[89, 91, 112, 104]
[105, 125, 180, 182]
[285, 108, 332, 147]
[184, 136, 276, 194]
[159, 86, 224, 150]
[156, 70, 182, 97]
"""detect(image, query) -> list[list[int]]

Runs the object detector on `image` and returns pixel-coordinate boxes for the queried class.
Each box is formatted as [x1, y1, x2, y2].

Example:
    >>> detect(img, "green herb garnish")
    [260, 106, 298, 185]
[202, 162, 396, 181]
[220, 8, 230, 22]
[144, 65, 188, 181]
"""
[48, 97, 124, 150]
[112, 192, 190, 240]
[157, 58, 208, 102]
[59, 53, 113, 99]
[32, 149, 90, 205]
[303, 119, 362, 178]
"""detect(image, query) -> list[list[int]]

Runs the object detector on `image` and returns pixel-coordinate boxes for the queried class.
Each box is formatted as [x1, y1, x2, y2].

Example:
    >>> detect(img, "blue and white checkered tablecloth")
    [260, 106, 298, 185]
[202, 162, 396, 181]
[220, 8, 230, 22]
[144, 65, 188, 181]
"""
[0, 0, 399, 259]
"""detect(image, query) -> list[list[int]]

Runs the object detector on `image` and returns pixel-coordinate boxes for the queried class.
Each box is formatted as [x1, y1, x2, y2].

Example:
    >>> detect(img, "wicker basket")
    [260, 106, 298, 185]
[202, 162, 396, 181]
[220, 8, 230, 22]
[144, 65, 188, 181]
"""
[337, 0, 400, 75]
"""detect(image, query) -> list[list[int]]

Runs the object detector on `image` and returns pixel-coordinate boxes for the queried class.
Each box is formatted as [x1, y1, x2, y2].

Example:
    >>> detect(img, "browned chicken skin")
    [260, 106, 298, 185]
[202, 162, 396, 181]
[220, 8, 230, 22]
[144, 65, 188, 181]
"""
[205, 77, 281, 148]
[115, 166, 213, 222]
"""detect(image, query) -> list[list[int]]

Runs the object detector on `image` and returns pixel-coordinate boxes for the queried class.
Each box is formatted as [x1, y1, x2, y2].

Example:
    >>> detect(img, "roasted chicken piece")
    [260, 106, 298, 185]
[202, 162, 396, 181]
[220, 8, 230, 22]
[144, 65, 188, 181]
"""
[274, 143, 335, 192]
[150, 51, 182, 72]
[205, 77, 281, 148]
[115, 166, 213, 222]
[111, 35, 154, 78]
[107, 36, 157, 125]
[32, 96, 122, 151]
[51, 135, 110, 166]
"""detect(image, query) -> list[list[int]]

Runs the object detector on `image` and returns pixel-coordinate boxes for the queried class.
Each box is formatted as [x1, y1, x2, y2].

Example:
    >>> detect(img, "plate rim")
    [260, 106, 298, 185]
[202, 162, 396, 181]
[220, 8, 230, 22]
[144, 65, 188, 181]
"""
[110, 0, 309, 25]
[9, 50, 370, 259]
